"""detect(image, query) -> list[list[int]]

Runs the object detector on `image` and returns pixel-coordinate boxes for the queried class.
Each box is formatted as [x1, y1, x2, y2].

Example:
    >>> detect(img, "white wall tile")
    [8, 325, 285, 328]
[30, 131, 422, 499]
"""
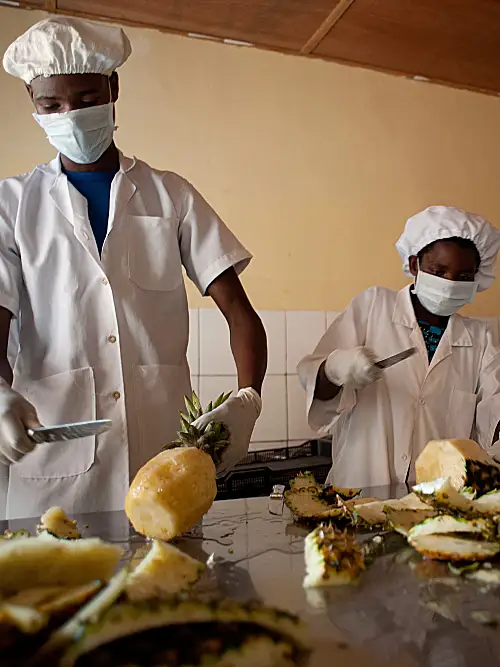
[287, 374, 318, 441]
[258, 310, 286, 375]
[198, 376, 238, 409]
[286, 311, 326, 374]
[187, 309, 200, 376]
[252, 375, 287, 442]
[199, 309, 235, 376]
[190, 376, 200, 396]
[199, 375, 288, 443]
[326, 311, 340, 328]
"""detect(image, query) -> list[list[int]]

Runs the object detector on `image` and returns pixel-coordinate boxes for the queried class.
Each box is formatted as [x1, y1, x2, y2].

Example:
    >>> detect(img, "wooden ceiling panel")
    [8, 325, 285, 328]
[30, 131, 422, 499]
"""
[314, 0, 500, 93]
[56, 0, 337, 51]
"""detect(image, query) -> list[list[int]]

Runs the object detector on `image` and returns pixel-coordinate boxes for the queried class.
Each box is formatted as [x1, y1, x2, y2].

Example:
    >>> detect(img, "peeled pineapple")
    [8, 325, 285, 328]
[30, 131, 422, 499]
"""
[37, 506, 81, 539]
[416, 439, 500, 495]
[125, 392, 231, 541]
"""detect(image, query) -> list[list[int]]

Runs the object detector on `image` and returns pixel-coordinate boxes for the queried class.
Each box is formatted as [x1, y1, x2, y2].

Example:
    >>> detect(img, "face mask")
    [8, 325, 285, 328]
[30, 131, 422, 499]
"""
[414, 266, 478, 316]
[33, 102, 115, 164]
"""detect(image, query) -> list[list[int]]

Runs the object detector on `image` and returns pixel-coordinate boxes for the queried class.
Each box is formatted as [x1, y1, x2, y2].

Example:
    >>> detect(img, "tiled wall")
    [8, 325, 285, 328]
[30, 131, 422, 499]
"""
[188, 309, 500, 452]
[187, 309, 340, 451]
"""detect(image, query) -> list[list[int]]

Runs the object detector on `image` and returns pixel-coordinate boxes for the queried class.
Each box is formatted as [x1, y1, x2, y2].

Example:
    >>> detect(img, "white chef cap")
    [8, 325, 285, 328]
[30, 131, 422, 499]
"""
[396, 205, 500, 291]
[3, 16, 131, 84]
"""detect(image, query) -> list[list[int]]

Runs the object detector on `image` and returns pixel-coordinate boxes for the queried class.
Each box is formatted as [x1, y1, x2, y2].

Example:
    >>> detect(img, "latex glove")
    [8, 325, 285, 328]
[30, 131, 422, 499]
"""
[192, 388, 262, 475]
[0, 380, 41, 466]
[324, 347, 381, 389]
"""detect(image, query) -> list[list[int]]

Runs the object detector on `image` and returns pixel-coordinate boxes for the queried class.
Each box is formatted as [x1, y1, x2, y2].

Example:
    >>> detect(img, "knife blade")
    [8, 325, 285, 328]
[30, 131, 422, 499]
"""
[27, 419, 112, 444]
[268, 484, 285, 516]
[375, 347, 417, 370]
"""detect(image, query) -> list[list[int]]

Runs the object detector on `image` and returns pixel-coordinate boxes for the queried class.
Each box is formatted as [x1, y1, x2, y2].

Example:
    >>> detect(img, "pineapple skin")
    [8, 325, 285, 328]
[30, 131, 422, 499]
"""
[125, 447, 217, 541]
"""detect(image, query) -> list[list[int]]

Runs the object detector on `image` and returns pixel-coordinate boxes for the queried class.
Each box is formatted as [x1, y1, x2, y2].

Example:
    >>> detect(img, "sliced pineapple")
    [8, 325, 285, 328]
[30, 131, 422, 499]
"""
[408, 534, 500, 561]
[408, 515, 495, 540]
[56, 598, 309, 667]
[125, 541, 204, 601]
[0, 603, 48, 633]
[303, 524, 364, 587]
[319, 485, 361, 503]
[473, 490, 500, 516]
[413, 478, 475, 513]
[37, 507, 81, 540]
[350, 493, 430, 528]
[416, 439, 500, 494]
[385, 508, 437, 537]
[0, 537, 122, 595]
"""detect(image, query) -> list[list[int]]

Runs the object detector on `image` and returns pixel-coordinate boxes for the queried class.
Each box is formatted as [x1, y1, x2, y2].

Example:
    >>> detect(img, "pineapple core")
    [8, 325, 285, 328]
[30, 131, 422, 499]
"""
[125, 447, 217, 541]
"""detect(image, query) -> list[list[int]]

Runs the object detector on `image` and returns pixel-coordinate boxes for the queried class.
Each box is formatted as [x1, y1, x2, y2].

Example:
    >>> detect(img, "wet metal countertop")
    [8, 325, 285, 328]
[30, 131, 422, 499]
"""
[4, 488, 500, 667]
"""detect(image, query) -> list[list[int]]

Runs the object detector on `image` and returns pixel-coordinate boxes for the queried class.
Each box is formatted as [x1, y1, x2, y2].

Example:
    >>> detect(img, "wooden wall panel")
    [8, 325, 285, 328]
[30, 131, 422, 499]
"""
[314, 0, 500, 93]
[56, 0, 336, 51]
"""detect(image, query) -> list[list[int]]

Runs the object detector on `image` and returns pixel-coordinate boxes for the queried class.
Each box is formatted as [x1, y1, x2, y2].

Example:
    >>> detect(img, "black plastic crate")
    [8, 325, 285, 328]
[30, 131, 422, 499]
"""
[216, 440, 332, 500]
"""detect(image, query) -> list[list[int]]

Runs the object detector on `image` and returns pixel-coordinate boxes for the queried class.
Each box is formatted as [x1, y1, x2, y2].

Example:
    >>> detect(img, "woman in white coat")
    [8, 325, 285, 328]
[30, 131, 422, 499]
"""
[298, 206, 500, 488]
[0, 17, 267, 519]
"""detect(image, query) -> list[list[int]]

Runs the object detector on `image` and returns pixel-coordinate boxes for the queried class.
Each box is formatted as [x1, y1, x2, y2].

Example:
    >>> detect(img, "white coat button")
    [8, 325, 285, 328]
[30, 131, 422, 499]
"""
[402, 454, 408, 461]
[102, 278, 109, 286]
[112, 391, 121, 400]
[108, 335, 117, 344]
[420, 398, 425, 405]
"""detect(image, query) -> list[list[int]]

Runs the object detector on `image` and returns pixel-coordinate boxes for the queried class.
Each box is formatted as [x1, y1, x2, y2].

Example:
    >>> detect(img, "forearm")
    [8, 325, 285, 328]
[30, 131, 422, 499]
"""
[314, 360, 341, 401]
[227, 304, 267, 395]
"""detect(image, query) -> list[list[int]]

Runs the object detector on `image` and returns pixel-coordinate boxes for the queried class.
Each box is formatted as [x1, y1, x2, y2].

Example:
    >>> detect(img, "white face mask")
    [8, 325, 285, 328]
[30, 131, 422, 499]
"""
[414, 267, 478, 316]
[33, 102, 115, 164]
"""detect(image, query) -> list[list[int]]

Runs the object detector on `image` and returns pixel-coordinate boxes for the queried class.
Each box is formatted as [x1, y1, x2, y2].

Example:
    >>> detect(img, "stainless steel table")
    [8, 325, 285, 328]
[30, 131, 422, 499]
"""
[4, 489, 500, 667]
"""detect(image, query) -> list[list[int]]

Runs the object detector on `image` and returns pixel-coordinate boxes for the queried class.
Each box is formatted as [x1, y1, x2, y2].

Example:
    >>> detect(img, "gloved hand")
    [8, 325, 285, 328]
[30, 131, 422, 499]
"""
[0, 380, 41, 466]
[324, 347, 381, 389]
[192, 387, 262, 475]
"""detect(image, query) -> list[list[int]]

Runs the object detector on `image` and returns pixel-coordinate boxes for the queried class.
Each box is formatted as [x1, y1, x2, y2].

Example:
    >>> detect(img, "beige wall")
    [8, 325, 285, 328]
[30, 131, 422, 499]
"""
[2, 7, 500, 316]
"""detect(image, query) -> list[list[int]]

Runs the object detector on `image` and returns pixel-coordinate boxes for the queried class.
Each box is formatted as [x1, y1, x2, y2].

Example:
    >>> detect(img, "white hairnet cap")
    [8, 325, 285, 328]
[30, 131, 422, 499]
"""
[3, 16, 131, 84]
[396, 205, 500, 291]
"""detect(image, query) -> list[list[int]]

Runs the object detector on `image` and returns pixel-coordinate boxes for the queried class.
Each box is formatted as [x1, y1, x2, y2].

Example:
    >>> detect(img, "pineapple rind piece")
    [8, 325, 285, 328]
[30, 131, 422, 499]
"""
[416, 439, 500, 494]
[125, 541, 204, 601]
[57, 598, 309, 667]
[288, 472, 322, 495]
[0, 537, 122, 595]
[413, 477, 475, 513]
[408, 515, 495, 541]
[0, 603, 48, 633]
[284, 490, 344, 520]
[408, 534, 500, 561]
[349, 493, 430, 528]
[385, 508, 437, 537]
[303, 524, 364, 587]
[37, 507, 81, 540]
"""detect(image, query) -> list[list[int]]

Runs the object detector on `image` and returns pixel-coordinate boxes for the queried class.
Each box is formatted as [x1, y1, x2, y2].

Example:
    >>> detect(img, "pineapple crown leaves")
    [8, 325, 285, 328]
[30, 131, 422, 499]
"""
[162, 391, 232, 466]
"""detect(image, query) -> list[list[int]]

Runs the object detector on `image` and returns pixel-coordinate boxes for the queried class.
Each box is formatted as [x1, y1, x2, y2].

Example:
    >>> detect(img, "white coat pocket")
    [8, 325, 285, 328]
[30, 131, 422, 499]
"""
[127, 216, 183, 291]
[445, 388, 477, 440]
[13, 367, 96, 479]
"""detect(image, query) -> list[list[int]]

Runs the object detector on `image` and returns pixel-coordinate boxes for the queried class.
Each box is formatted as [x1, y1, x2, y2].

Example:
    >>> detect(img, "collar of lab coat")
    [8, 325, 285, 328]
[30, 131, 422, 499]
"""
[393, 285, 473, 348]
[47, 150, 137, 175]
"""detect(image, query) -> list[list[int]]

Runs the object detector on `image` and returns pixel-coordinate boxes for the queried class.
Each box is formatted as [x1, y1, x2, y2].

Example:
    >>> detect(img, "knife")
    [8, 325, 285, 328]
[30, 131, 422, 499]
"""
[375, 347, 417, 370]
[268, 484, 285, 516]
[27, 419, 112, 444]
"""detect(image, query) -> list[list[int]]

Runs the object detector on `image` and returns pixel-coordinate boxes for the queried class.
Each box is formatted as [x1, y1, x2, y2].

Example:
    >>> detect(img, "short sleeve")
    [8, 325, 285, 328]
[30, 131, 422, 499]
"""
[176, 178, 251, 295]
[0, 180, 22, 317]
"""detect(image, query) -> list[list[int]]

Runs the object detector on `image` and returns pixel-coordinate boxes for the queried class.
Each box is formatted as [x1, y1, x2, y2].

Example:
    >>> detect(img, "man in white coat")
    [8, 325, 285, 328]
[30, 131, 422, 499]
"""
[299, 206, 500, 488]
[0, 17, 267, 519]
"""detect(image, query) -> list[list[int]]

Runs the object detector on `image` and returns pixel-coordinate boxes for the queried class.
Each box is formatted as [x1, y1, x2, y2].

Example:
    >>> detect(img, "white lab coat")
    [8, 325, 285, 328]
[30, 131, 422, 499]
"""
[0, 154, 251, 519]
[298, 285, 500, 488]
